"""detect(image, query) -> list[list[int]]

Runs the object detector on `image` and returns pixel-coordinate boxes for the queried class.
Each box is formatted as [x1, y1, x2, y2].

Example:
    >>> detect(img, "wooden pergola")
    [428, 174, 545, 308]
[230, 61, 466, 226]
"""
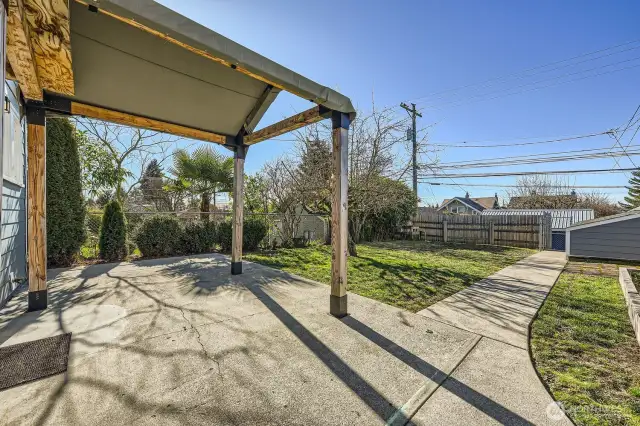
[4, 0, 355, 317]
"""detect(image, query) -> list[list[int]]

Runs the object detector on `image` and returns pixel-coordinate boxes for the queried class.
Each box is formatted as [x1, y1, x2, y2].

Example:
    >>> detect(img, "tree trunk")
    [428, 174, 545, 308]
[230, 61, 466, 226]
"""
[348, 231, 358, 257]
[200, 192, 210, 222]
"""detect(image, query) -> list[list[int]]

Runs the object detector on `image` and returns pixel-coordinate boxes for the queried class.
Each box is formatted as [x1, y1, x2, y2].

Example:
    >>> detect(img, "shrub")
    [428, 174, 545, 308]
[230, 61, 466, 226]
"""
[244, 217, 269, 250]
[181, 221, 217, 254]
[99, 200, 128, 261]
[218, 217, 269, 252]
[46, 118, 86, 267]
[135, 215, 183, 257]
[218, 221, 233, 252]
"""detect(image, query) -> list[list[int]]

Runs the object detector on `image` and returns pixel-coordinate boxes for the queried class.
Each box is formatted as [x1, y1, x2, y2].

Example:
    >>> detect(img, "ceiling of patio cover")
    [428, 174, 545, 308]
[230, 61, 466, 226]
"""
[69, 0, 355, 137]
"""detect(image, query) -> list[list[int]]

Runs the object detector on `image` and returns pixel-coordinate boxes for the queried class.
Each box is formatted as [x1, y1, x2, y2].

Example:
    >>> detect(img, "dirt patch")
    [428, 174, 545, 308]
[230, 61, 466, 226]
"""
[564, 261, 619, 277]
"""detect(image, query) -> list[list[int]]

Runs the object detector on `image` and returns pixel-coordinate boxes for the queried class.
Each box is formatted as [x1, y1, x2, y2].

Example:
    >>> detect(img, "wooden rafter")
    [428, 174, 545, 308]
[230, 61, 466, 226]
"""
[70, 102, 227, 144]
[24, 0, 74, 96]
[244, 106, 328, 145]
[6, 0, 42, 100]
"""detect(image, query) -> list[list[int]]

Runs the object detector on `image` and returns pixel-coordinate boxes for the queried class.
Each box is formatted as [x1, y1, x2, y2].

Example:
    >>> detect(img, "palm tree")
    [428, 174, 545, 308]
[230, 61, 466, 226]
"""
[168, 146, 233, 220]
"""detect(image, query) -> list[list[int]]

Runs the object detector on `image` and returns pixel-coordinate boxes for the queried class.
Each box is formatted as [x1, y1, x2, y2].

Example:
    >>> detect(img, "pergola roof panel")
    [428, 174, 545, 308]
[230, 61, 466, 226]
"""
[70, 1, 266, 136]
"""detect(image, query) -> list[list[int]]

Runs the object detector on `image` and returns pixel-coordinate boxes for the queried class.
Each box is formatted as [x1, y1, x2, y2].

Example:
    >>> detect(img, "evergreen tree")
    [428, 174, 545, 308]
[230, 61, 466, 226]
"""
[620, 169, 640, 210]
[46, 118, 86, 267]
[140, 159, 166, 209]
[99, 200, 128, 261]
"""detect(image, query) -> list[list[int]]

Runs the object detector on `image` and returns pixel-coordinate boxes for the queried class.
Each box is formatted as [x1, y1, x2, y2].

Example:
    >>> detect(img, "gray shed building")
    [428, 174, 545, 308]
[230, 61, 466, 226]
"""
[566, 208, 640, 261]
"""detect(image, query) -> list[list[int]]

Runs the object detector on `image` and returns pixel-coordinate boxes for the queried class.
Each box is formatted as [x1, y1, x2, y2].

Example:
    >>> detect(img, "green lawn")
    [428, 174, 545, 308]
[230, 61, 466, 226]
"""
[245, 241, 533, 312]
[531, 266, 640, 426]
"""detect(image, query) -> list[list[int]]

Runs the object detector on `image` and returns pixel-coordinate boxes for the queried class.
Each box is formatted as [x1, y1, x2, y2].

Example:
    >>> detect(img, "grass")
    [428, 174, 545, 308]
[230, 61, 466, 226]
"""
[531, 266, 640, 426]
[632, 270, 640, 292]
[245, 240, 534, 312]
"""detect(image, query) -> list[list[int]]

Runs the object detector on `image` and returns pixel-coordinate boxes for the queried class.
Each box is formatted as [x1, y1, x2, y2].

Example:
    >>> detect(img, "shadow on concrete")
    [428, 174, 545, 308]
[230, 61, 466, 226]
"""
[342, 316, 534, 426]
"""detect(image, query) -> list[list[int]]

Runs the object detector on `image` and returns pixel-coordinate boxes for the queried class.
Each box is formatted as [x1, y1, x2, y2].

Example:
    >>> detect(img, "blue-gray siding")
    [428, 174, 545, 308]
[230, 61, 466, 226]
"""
[1, 181, 26, 306]
[569, 217, 640, 261]
[1, 81, 26, 308]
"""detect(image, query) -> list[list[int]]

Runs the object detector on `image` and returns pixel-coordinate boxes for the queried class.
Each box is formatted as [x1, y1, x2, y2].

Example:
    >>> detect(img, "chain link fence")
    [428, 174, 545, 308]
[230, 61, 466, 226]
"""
[82, 211, 329, 260]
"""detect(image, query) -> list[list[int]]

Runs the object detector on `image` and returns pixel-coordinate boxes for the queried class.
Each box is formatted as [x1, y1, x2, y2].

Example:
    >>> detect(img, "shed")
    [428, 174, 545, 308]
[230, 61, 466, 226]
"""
[482, 209, 594, 251]
[566, 208, 640, 261]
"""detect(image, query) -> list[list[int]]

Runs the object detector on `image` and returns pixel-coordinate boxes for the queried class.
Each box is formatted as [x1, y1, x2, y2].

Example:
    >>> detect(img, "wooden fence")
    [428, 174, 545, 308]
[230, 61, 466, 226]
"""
[400, 213, 552, 249]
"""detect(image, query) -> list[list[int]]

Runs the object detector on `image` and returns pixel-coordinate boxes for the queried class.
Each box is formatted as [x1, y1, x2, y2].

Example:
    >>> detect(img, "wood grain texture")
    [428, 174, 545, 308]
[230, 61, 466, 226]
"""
[70, 102, 226, 144]
[6, 61, 17, 80]
[231, 149, 245, 264]
[331, 127, 348, 298]
[24, 0, 74, 95]
[6, 0, 42, 100]
[27, 122, 47, 292]
[245, 106, 325, 145]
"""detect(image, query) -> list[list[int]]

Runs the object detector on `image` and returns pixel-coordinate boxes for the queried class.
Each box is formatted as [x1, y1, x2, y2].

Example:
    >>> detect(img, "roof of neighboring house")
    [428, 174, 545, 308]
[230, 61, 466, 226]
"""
[482, 209, 595, 231]
[438, 197, 489, 212]
[567, 206, 640, 230]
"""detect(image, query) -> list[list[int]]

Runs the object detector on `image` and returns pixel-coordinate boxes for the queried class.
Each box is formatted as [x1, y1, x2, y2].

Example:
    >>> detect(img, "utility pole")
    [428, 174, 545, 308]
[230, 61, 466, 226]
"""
[400, 102, 422, 207]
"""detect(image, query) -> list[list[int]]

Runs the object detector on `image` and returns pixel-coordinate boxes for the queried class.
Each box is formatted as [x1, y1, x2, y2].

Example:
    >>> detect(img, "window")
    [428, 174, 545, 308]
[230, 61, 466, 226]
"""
[2, 86, 24, 186]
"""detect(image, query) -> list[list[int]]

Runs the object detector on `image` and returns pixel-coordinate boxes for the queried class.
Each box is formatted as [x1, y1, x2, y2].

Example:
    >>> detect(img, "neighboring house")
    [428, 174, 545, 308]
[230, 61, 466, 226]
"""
[482, 208, 594, 251]
[1, 81, 27, 307]
[508, 191, 578, 209]
[566, 207, 640, 261]
[438, 193, 499, 215]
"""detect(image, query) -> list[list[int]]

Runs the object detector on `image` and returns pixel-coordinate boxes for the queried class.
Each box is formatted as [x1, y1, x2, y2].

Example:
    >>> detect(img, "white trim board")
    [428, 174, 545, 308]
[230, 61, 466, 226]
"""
[568, 212, 640, 231]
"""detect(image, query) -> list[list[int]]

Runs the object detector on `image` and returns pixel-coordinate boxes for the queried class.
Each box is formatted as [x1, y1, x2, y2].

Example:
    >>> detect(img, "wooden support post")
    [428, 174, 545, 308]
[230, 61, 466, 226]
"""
[330, 111, 349, 318]
[231, 143, 246, 275]
[26, 103, 47, 311]
[538, 219, 544, 251]
[488, 221, 495, 245]
[443, 220, 448, 243]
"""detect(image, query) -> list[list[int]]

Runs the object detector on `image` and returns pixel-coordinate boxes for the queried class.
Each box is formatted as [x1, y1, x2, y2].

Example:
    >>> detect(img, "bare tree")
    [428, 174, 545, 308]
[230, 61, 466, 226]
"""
[262, 157, 302, 247]
[578, 191, 622, 218]
[291, 102, 425, 255]
[507, 175, 578, 209]
[74, 118, 180, 204]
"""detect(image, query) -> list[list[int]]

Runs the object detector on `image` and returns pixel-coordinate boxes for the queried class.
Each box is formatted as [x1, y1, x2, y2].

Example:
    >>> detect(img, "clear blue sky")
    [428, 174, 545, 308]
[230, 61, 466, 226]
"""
[158, 0, 640, 206]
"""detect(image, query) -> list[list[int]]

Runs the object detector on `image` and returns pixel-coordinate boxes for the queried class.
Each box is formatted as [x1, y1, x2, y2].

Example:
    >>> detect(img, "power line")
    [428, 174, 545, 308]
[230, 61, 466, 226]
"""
[431, 147, 640, 170]
[397, 38, 640, 106]
[430, 130, 613, 148]
[421, 182, 627, 189]
[419, 167, 638, 179]
[416, 60, 640, 111]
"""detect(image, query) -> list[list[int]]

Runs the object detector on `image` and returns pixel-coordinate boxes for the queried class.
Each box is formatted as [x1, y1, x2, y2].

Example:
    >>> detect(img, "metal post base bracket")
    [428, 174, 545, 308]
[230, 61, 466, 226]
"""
[231, 261, 243, 275]
[330, 294, 348, 318]
[28, 290, 47, 312]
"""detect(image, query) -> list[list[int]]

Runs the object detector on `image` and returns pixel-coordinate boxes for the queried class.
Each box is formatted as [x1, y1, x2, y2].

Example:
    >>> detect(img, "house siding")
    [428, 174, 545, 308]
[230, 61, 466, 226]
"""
[1, 81, 27, 308]
[569, 217, 640, 261]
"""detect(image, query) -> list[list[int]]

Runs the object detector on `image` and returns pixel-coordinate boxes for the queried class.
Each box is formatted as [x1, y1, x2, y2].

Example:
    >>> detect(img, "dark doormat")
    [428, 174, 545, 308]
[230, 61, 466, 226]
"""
[0, 333, 72, 391]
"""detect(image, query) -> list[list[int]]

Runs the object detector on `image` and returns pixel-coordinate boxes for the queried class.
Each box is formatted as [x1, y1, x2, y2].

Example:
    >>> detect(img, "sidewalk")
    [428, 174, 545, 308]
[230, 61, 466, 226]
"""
[411, 251, 573, 425]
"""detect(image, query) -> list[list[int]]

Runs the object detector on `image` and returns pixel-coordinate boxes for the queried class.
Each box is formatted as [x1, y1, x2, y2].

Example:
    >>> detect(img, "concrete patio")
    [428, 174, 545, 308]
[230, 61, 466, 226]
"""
[0, 253, 568, 425]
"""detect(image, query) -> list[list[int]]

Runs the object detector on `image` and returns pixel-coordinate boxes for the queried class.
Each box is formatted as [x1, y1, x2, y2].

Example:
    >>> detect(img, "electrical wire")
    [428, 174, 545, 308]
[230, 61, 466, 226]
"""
[421, 182, 627, 189]
[419, 167, 637, 179]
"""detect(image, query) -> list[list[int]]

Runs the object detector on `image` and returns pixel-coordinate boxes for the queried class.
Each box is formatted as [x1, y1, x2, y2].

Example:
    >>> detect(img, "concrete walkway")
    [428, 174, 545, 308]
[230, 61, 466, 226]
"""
[0, 252, 573, 425]
[413, 251, 572, 425]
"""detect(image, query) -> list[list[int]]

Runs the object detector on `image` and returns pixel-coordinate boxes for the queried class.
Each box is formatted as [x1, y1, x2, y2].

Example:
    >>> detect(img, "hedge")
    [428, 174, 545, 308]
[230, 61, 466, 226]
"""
[218, 217, 268, 252]
[181, 221, 217, 255]
[134, 215, 184, 257]
[99, 200, 128, 261]
[46, 118, 86, 267]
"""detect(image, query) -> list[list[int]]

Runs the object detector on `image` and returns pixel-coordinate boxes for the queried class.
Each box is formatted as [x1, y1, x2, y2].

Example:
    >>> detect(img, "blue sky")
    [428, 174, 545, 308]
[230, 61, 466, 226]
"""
[157, 0, 640, 206]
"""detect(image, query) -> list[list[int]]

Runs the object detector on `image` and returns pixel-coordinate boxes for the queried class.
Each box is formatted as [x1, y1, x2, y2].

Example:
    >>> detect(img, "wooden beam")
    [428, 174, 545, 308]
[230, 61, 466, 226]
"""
[230, 145, 246, 275]
[24, 0, 74, 95]
[330, 112, 349, 317]
[26, 105, 47, 311]
[70, 102, 227, 144]
[73, 0, 315, 103]
[6, 0, 42, 100]
[245, 106, 327, 145]
[243, 85, 276, 134]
